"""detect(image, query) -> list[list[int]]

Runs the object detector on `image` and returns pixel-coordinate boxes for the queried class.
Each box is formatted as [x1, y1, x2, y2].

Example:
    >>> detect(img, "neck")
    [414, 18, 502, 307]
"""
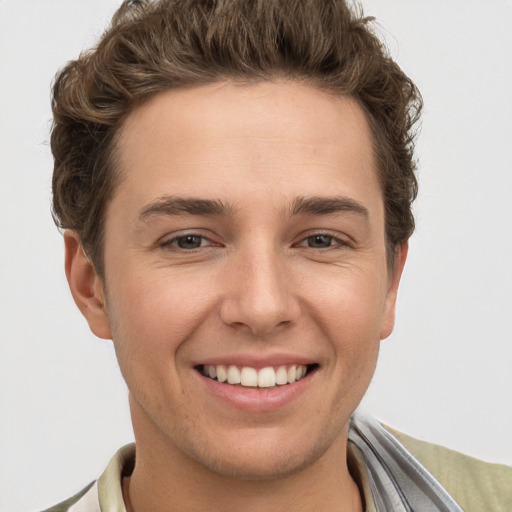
[124, 441, 362, 511]
[124, 455, 362, 512]
[124, 397, 363, 512]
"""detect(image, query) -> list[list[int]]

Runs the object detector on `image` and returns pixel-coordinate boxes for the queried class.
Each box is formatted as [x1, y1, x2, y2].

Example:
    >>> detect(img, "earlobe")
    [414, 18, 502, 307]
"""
[380, 242, 408, 340]
[64, 230, 112, 340]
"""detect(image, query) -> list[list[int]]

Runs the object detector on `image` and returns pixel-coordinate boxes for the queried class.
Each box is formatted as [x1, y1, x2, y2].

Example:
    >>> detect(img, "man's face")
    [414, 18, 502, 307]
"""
[93, 82, 403, 479]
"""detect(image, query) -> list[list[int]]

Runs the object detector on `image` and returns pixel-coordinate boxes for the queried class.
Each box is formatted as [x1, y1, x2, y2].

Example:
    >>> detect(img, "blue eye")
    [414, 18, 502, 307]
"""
[306, 235, 334, 248]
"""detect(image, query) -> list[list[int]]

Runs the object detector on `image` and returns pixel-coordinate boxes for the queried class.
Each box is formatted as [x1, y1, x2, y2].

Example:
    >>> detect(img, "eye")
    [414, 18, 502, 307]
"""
[164, 234, 211, 250]
[295, 233, 348, 250]
[305, 234, 335, 248]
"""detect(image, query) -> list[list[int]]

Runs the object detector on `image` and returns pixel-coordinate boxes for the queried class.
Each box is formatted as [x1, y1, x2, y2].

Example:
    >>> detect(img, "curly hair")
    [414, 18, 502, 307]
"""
[51, 0, 422, 277]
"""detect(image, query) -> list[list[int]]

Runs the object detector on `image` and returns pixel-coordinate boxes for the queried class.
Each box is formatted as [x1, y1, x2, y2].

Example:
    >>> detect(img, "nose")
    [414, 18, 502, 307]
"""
[219, 244, 301, 337]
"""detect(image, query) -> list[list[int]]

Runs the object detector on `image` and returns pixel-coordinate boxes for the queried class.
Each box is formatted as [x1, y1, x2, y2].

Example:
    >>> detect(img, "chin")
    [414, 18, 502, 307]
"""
[183, 428, 338, 482]
[197, 451, 316, 481]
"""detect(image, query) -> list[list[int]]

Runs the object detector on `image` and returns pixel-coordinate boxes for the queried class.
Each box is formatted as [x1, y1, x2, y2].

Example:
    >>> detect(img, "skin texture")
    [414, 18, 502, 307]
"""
[65, 81, 407, 512]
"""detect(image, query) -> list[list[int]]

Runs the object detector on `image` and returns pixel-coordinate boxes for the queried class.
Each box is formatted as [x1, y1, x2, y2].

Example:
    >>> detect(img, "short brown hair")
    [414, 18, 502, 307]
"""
[51, 0, 422, 277]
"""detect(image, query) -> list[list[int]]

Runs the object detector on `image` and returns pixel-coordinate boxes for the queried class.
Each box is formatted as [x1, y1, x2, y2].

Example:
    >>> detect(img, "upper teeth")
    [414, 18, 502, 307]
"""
[202, 364, 308, 387]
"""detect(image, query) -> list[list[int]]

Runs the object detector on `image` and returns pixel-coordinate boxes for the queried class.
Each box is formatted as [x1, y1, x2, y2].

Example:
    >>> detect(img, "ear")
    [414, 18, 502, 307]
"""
[380, 242, 408, 340]
[64, 230, 112, 340]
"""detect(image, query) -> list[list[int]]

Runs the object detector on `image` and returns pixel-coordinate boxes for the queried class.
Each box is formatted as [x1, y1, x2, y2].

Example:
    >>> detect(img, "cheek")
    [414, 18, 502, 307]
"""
[105, 268, 218, 364]
[305, 267, 386, 394]
[308, 267, 388, 342]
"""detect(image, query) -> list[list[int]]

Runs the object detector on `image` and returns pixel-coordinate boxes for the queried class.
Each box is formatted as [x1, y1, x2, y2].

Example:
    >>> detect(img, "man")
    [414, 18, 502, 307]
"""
[44, 0, 511, 511]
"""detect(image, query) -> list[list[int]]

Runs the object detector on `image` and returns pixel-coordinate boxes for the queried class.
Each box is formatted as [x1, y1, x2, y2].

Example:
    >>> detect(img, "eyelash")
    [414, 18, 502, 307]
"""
[161, 233, 216, 251]
[160, 231, 350, 252]
[294, 232, 350, 250]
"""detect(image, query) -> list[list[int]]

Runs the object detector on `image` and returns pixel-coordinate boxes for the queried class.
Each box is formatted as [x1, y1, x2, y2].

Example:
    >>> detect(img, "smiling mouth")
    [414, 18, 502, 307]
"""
[197, 364, 318, 388]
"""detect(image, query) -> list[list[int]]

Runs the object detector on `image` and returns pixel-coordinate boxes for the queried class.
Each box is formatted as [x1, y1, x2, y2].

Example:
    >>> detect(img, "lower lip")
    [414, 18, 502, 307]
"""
[196, 370, 315, 413]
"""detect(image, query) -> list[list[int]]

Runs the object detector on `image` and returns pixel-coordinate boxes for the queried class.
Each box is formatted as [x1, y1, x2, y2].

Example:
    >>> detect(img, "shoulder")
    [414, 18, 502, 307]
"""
[385, 425, 512, 512]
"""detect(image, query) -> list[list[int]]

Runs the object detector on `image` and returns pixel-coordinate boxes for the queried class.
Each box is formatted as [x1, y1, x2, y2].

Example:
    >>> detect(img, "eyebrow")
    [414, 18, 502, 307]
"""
[138, 195, 369, 221]
[290, 196, 369, 219]
[139, 196, 234, 220]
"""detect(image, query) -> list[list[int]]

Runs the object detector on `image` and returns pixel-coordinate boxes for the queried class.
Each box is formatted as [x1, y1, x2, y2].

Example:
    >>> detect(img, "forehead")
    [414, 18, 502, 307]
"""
[114, 81, 380, 212]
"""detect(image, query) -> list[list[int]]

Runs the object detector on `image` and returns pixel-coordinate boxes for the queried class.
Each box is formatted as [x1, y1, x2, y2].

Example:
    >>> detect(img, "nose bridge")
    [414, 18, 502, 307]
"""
[219, 237, 298, 335]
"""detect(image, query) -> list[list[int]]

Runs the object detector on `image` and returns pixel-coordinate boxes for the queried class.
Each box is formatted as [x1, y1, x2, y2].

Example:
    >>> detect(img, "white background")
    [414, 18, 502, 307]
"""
[0, 1, 511, 511]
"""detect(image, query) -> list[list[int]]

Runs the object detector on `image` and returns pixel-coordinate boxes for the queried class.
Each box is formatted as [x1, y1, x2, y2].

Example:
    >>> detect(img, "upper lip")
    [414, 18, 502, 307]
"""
[192, 353, 318, 369]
